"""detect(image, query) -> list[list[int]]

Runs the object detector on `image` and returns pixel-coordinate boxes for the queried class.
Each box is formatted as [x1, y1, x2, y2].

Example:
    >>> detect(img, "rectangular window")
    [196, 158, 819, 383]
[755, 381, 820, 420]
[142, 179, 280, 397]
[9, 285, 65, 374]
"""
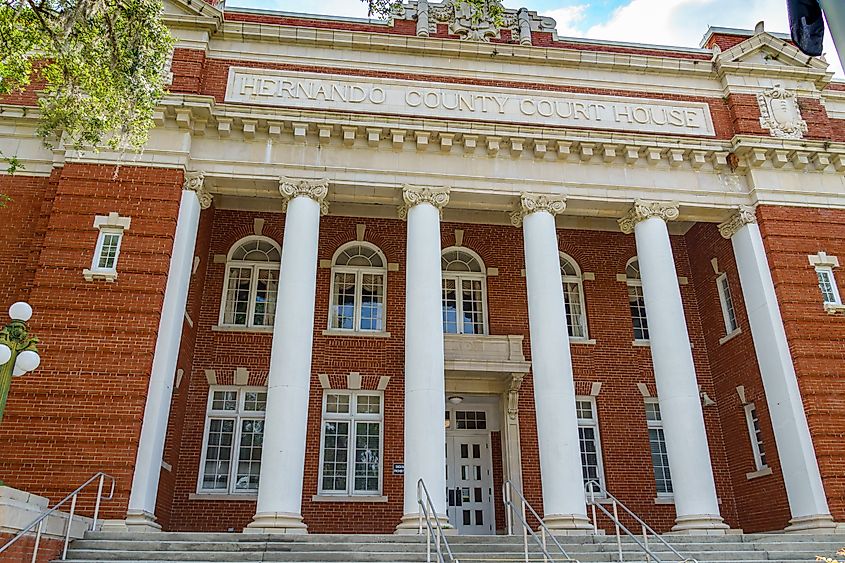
[222, 266, 279, 328]
[744, 403, 767, 471]
[198, 387, 266, 494]
[92, 229, 124, 273]
[645, 399, 673, 496]
[330, 270, 385, 332]
[319, 391, 383, 496]
[442, 276, 486, 335]
[816, 268, 841, 305]
[576, 396, 605, 495]
[716, 273, 739, 334]
[628, 284, 649, 341]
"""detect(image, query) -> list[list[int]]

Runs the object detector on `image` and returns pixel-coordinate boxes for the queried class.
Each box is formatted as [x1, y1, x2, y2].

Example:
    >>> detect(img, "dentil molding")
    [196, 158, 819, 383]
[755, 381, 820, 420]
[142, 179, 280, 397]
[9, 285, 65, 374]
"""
[183, 171, 213, 209]
[718, 205, 757, 239]
[618, 200, 680, 234]
[279, 177, 330, 215]
[509, 193, 567, 226]
[398, 185, 451, 219]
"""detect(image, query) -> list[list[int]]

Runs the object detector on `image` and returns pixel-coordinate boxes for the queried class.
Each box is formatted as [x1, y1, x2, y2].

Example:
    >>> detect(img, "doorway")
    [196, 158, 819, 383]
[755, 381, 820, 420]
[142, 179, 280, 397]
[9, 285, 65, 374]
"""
[445, 409, 495, 534]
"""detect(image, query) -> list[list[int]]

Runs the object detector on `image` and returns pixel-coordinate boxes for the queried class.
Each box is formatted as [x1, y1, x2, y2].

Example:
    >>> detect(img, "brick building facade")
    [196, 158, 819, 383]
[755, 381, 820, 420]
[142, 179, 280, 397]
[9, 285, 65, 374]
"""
[0, 0, 844, 539]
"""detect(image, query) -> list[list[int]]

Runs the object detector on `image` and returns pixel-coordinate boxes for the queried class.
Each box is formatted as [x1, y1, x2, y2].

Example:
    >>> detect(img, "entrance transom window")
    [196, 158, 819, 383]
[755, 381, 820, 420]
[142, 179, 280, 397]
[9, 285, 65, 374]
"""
[442, 247, 488, 335]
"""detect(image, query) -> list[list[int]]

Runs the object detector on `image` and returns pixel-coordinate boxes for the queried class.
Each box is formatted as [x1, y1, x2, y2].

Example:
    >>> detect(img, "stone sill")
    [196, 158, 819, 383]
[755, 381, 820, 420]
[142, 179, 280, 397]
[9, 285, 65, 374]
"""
[311, 495, 388, 503]
[322, 330, 392, 338]
[82, 269, 117, 282]
[824, 303, 845, 315]
[212, 325, 273, 334]
[719, 327, 742, 345]
[189, 493, 257, 501]
[746, 466, 773, 480]
[654, 496, 675, 505]
[570, 338, 597, 345]
[632, 340, 651, 347]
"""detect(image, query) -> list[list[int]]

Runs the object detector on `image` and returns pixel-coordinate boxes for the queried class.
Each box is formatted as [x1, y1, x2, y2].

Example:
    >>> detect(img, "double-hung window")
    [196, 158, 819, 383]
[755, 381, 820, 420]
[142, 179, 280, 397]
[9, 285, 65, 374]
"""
[743, 403, 767, 471]
[84, 212, 131, 281]
[626, 258, 649, 341]
[816, 267, 841, 306]
[716, 273, 739, 335]
[329, 243, 387, 332]
[198, 387, 266, 494]
[576, 397, 605, 495]
[219, 237, 280, 328]
[442, 248, 488, 335]
[645, 399, 673, 496]
[561, 254, 589, 339]
[319, 391, 383, 496]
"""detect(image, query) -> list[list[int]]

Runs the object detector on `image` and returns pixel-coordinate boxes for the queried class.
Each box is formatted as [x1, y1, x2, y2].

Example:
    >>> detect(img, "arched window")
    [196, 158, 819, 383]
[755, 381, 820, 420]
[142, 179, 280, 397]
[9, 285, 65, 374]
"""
[626, 258, 649, 341]
[329, 242, 387, 332]
[220, 236, 281, 328]
[560, 253, 588, 339]
[441, 247, 487, 335]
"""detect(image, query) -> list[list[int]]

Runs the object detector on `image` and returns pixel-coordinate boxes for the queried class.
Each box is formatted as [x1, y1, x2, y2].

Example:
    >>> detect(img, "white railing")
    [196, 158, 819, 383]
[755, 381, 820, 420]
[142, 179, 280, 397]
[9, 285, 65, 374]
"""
[503, 480, 579, 563]
[585, 480, 696, 563]
[0, 473, 116, 563]
[417, 479, 458, 563]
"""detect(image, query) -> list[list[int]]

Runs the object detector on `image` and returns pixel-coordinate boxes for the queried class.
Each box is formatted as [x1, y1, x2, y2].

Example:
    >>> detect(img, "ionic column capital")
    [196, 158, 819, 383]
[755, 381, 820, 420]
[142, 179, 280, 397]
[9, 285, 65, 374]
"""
[279, 177, 330, 215]
[718, 205, 757, 239]
[183, 170, 212, 210]
[398, 185, 450, 220]
[618, 200, 679, 234]
[509, 193, 567, 227]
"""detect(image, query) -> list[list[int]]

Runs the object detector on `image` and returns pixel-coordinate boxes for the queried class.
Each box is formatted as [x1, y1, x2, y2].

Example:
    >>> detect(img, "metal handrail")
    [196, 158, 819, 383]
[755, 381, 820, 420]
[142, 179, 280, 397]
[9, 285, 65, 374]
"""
[0, 472, 116, 563]
[417, 479, 458, 563]
[584, 480, 696, 563]
[503, 480, 578, 563]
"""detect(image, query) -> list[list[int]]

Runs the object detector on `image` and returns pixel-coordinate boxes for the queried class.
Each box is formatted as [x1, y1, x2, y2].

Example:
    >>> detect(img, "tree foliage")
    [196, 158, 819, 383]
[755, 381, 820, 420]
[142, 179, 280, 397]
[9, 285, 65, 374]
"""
[0, 0, 174, 163]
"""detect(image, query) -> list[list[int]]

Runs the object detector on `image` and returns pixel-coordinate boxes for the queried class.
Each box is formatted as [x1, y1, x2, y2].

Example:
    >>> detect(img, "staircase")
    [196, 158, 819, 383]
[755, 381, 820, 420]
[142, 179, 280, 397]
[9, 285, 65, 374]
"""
[55, 531, 845, 563]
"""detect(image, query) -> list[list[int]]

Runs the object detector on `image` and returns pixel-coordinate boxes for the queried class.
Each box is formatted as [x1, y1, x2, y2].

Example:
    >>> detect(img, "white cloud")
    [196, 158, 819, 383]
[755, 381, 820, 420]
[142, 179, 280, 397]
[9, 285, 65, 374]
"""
[543, 4, 589, 37]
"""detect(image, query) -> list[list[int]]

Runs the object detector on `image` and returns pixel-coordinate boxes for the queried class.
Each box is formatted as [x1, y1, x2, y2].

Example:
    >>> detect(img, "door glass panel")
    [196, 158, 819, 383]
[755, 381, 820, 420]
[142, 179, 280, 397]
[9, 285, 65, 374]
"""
[460, 444, 468, 458]
[472, 444, 480, 458]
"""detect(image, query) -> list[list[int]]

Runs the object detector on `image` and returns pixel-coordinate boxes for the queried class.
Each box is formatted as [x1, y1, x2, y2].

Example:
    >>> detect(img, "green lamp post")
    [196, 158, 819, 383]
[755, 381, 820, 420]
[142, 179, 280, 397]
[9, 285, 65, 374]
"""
[0, 302, 41, 427]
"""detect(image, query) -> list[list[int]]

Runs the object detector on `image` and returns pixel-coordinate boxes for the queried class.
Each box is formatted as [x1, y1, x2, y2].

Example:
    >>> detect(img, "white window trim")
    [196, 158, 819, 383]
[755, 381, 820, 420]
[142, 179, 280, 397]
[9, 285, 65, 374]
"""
[83, 212, 131, 282]
[217, 236, 281, 329]
[808, 252, 844, 314]
[815, 267, 842, 305]
[196, 386, 267, 496]
[327, 242, 388, 334]
[561, 253, 589, 341]
[645, 398, 673, 498]
[317, 390, 384, 497]
[441, 246, 490, 335]
[743, 402, 768, 473]
[576, 395, 605, 496]
[716, 273, 740, 337]
[626, 257, 649, 343]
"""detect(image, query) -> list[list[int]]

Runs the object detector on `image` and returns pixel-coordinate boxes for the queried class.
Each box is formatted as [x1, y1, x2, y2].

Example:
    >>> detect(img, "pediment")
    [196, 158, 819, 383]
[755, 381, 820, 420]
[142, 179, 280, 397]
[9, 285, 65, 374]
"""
[716, 32, 829, 72]
[162, 0, 222, 26]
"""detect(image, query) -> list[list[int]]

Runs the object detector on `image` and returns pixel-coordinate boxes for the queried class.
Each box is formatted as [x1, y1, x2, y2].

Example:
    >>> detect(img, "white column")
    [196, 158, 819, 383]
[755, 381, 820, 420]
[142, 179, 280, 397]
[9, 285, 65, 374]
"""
[512, 194, 591, 533]
[396, 185, 450, 533]
[126, 171, 209, 531]
[246, 178, 328, 534]
[619, 200, 727, 534]
[719, 207, 835, 533]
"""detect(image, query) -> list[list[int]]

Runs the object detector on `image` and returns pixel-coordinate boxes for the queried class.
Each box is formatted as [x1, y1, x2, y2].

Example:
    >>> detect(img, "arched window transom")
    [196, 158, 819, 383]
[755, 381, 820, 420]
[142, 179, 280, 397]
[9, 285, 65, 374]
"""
[441, 248, 487, 335]
[626, 258, 649, 341]
[329, 242, 387, 332]
[560, 253, 588, 339]
[220, 236, 281, 328]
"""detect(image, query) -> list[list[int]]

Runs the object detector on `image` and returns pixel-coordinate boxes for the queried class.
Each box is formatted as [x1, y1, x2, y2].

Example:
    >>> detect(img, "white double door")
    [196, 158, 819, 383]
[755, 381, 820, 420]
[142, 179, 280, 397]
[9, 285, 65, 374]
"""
[445, 433, 495, 534]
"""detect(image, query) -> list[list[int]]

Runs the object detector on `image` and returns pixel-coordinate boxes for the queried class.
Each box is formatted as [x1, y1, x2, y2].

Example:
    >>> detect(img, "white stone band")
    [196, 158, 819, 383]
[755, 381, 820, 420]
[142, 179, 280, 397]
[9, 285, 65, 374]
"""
[280, 178, 330, 215]
[718, 205, 757, 239]
[510, 193, 567, 227]
[398, 185, 450, 220]
[618, 199, 679, 234]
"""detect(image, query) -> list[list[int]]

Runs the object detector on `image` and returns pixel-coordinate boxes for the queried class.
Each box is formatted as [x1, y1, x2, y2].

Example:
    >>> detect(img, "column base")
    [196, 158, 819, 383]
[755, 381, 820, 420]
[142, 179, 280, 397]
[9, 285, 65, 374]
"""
[784, 514, 839, 534]
[395, 512, 453, 535]
[124, 510, 162, 532]
[543, 513, 594, 535]
[670, 514, 730, 535]
[244, 512, 308, 534]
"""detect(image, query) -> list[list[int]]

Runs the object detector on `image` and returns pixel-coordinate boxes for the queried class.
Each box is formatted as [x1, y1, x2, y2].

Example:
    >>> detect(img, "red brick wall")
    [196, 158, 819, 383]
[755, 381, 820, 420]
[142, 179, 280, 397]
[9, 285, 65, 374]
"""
[165, 210, 740, 533]
[685, 222, 791, 532]
[0, 164, 183, 519]
[756, 205, 845, 521]
[0, 532, 63, 563]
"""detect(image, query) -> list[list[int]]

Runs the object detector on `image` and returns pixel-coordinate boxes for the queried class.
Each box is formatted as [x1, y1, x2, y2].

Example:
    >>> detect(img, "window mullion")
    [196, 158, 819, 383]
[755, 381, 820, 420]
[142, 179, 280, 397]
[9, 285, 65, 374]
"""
[354, 269, 363, 332]
[246, 265, 259, 327]
[229, 410, 242, 495]
[347, 411, 357, 495]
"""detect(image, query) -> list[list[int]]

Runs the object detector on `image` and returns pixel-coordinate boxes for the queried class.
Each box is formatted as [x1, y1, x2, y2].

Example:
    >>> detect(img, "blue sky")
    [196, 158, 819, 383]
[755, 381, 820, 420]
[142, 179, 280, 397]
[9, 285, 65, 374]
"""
[226, 0, 844, 78]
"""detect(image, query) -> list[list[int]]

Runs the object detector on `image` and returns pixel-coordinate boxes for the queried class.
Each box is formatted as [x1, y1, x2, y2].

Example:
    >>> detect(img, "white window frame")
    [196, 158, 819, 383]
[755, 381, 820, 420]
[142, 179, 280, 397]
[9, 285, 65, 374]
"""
[575, 396, 605, 496]
[561, 253, 589, 340]
[743, 402, 768, 472]
[441, 247, 489, 335]
[716, 273, 740, 335]
[83, 212, 131, 282]
[815, 267, 841, 305]
[327, 242, 388, 333]
[197, 386, 267, 496]
[645, 398, 673, 497]
[626, 258, 649, 342]
[218, 236, 281, 329]
[317, 390, 384, 497]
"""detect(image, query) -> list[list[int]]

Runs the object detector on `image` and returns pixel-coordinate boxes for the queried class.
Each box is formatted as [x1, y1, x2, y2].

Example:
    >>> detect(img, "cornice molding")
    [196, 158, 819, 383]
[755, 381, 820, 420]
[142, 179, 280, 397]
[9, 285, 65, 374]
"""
[398, 185, 450, 219]
[279, 177, 330, 215]
[183, 170, 213, 209]
[718, 205, 757, 239]
[618, 200, 680, 234]
[509, 193, 566, 226]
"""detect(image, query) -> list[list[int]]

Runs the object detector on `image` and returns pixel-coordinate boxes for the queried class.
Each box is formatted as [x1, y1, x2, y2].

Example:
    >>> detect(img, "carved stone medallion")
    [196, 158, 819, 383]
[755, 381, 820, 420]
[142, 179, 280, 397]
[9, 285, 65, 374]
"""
[757, 85, 808, 140]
